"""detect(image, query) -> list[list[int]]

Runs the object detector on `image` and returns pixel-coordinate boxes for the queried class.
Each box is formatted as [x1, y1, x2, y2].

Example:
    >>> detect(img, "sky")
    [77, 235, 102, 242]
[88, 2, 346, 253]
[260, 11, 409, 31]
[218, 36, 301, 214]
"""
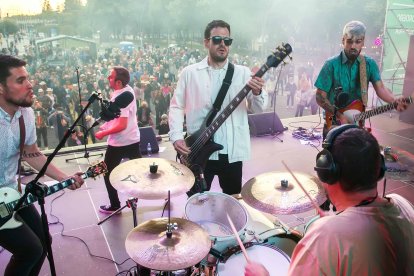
[0, 0, 86, 17]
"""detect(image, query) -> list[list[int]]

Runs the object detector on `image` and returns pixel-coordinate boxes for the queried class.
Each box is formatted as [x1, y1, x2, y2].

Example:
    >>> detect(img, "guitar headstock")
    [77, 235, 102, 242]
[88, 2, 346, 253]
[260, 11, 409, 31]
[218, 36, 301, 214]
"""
[85, 161, 108, 179]
[255, 43, 292, 78]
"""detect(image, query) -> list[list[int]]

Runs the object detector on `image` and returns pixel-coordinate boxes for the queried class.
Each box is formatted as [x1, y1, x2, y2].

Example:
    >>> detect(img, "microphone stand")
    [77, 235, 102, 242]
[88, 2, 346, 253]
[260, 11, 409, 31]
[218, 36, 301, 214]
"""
[271, 63, 286, 142]
[65, 67, 103, 162]
[13, 92, 101, 276]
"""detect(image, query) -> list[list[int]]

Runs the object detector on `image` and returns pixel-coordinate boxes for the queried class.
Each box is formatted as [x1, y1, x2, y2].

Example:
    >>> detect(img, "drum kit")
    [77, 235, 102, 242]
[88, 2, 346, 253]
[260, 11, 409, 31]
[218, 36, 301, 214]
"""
[106, 158, 327, 275]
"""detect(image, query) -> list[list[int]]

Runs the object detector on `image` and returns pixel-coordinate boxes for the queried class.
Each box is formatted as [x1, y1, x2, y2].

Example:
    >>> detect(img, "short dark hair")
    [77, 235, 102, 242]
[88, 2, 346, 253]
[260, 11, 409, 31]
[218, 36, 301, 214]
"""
[113, 66, 130, 87]
[204, 20, 231, 39]
[331, 128, 382, 192]
[0, 54, 27, 85]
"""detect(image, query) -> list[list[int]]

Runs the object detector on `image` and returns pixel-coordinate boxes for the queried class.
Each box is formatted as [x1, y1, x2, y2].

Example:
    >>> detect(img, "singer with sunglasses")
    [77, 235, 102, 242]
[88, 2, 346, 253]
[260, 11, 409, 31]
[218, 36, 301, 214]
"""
[169, 19, 267, 196]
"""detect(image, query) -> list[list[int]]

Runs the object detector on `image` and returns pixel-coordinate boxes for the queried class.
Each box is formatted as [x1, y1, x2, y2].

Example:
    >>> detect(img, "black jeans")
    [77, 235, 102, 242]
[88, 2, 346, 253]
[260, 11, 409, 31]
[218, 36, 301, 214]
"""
[204, 154, 243, 195]
[103, 142, 141, 208]
[0, 205, 48, 276]
[36, 127, 48, 148]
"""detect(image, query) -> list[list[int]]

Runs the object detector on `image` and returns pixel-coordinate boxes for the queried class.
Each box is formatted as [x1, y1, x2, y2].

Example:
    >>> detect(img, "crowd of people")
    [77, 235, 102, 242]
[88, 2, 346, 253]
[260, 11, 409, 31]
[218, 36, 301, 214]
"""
[1, 29, 320, 150]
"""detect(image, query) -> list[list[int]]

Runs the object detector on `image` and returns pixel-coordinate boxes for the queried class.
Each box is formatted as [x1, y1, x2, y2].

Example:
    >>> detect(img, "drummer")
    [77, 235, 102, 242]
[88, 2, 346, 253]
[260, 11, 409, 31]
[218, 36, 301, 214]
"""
[245, 125, 414, 275]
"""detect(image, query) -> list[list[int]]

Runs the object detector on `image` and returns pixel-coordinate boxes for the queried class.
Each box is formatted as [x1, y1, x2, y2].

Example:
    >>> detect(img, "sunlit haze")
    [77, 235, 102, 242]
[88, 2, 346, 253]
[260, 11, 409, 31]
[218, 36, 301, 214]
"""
[0, 0, 86, 17]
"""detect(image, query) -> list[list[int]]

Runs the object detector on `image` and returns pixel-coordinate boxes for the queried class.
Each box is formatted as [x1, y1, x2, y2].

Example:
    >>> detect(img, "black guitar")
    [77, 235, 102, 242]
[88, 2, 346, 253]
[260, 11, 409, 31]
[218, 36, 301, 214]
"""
[0, 161, 107, 230]
[180, 43, 292, 172]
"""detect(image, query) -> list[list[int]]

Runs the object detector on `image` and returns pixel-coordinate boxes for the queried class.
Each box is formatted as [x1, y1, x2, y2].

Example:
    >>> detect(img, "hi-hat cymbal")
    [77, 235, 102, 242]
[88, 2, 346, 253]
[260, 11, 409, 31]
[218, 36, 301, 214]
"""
[110, 158, 195, 199]
[241, 171, 326, 215]
[125, 217, 211, 271]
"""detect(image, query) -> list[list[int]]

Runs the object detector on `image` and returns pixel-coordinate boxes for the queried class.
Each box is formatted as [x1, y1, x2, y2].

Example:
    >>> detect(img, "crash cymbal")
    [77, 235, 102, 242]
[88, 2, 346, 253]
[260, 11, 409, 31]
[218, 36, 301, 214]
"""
[241, 171, 326, 215]
[110, 158, 195, 199]
[125, 217, 211, 271]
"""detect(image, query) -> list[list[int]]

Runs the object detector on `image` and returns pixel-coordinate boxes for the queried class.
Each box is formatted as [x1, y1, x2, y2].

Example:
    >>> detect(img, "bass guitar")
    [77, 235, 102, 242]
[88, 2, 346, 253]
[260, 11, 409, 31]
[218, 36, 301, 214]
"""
[0, 161, 107, 230]
[325, 96, 413, 129]
[180, 43, 292, 172]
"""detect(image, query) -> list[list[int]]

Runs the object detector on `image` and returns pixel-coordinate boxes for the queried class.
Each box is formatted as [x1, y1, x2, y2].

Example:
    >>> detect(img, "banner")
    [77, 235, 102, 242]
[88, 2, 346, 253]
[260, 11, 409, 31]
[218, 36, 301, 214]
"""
[381, 0, 414, 95]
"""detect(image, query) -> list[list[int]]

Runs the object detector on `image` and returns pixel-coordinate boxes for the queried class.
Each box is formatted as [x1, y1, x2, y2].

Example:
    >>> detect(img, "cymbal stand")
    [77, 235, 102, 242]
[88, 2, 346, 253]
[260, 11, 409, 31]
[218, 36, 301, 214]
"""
[97, 197, 139, 227]
[166, 190, 178, 239]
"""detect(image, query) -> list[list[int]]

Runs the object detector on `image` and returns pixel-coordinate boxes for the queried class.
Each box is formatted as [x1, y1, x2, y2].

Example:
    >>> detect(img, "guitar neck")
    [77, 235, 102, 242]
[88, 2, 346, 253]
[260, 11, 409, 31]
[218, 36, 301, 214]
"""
[7, 173, 88, 211]
[355, 96, 413, 122]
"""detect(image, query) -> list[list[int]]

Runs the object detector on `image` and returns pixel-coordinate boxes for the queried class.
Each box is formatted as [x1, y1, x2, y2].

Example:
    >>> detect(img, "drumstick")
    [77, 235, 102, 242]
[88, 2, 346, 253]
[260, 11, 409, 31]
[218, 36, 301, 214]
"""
[281, 160, 325, 217]
[226, 213, 251, 263]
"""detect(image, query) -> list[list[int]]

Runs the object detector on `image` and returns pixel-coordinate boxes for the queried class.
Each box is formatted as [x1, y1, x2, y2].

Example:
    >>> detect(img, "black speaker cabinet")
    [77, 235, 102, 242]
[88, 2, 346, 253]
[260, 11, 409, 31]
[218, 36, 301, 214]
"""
[248, 112, 286, 136]
[139, 126, 159, 154]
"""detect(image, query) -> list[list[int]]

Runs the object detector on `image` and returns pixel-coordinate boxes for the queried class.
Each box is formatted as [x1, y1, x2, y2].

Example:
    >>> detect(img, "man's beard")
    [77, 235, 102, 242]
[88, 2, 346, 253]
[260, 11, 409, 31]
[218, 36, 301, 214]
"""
[4, 86, 33, 107]
[210, 48, 228, 63]
[345, 48, 360, 61]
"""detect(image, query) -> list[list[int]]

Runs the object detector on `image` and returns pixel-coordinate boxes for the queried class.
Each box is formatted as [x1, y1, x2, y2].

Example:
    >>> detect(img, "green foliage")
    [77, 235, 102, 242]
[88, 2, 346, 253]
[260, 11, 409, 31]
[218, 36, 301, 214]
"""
[0, 20, 19, 35]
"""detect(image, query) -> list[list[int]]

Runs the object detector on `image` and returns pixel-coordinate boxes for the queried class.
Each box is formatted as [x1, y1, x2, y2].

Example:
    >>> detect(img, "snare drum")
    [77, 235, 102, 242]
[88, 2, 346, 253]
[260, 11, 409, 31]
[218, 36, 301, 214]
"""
[262, 229, 302, 257]
[185, 192, 248, 253]
[217, 243, 290, 276]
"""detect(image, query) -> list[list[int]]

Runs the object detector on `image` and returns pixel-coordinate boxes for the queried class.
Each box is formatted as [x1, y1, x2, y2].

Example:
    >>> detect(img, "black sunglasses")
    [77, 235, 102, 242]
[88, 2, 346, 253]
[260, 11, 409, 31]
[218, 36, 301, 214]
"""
[209, 36, 233, 46]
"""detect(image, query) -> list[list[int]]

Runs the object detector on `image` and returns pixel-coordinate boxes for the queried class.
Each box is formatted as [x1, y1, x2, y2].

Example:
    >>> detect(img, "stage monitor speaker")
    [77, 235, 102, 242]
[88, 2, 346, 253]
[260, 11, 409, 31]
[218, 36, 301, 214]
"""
[139, 126, 159, 154]
[400, 35, 414, 124]
[248, 112, 286, 136]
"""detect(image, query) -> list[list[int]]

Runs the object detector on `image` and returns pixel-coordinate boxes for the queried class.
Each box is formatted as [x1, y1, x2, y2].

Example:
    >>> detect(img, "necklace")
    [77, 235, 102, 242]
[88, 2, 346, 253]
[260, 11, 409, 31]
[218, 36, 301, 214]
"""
[336, 192, 378, 215]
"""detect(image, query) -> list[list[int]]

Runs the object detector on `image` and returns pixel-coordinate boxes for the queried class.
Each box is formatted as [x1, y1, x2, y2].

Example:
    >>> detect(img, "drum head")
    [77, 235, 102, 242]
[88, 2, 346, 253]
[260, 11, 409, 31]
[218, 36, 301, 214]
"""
[217, 243, 290, 276]
[185, 192, 248, 240]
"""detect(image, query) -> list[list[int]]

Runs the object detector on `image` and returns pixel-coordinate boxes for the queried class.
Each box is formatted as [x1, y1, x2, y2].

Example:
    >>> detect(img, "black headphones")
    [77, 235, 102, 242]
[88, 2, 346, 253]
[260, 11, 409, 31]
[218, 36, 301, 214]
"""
[314, 124, 386, 184]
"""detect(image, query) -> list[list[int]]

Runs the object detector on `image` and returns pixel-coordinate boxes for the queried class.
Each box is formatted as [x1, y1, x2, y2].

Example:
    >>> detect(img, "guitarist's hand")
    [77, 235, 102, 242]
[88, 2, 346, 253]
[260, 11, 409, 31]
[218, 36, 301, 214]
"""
[336, 112, 349, 125]
[68, 172, 85, 190]
[173, 140, 191, 156]
[248, 76, 265, 95]
[395, 97, 409, 111]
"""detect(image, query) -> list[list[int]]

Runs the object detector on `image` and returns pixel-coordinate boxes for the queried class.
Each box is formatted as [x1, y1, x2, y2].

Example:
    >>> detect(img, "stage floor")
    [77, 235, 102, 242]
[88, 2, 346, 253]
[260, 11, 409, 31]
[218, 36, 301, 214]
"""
[1, 112, 413, 276]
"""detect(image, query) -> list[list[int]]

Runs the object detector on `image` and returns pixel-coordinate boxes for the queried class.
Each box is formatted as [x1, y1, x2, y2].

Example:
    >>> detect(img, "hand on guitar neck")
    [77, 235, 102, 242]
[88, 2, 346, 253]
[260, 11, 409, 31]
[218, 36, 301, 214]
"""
[394, 96, 411, 112]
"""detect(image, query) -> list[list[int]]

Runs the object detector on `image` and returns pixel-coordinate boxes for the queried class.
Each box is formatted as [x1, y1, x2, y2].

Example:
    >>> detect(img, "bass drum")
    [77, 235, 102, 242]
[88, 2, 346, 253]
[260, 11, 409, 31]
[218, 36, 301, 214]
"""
[217, 243, 290, 276]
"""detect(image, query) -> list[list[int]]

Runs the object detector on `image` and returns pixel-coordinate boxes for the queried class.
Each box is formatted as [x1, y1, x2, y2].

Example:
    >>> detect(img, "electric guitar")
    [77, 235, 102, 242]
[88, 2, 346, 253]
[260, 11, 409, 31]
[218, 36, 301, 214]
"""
[325, 96, 413, 129]
[179, 43, 292, 172]
[0, 161, 107, 230]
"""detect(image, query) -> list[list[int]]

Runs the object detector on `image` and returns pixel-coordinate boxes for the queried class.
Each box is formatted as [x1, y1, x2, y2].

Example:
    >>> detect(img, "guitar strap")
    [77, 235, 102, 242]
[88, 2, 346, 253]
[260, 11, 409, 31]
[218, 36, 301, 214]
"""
[206, 62, 234, 126]
[17, 115, 26, 193]
[359, 54, 368, 107]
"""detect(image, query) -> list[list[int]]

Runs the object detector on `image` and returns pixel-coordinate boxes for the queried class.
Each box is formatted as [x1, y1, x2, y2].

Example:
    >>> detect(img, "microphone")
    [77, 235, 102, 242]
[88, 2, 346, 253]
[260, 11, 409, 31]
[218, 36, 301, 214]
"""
[335, 92, 349, 109]
[90, 91, 134, 128]
[334, 86, 349, 109]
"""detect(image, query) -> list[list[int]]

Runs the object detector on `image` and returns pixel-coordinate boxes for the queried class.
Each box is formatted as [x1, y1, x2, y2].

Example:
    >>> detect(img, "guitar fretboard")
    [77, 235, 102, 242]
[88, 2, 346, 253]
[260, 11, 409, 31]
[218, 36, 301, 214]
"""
[6, 174, 86, 214]
[355, 96, 412, 122]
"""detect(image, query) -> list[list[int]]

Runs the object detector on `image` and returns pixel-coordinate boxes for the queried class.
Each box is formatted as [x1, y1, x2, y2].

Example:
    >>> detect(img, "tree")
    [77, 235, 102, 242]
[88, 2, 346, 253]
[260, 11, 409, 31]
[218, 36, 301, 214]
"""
[42, 0, 53, 13]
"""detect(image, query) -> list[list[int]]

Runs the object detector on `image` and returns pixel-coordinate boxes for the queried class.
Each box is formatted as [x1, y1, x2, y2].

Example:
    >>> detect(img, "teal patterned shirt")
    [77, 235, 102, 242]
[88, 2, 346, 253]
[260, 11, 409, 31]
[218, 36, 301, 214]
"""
[314, 51, 382, 105]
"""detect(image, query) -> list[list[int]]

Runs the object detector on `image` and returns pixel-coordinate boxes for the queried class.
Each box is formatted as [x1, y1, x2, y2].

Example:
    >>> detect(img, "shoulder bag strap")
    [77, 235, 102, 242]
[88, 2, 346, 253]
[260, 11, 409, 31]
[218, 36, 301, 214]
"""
[17, 115, 26, 193]
[359, 54, 368, 107]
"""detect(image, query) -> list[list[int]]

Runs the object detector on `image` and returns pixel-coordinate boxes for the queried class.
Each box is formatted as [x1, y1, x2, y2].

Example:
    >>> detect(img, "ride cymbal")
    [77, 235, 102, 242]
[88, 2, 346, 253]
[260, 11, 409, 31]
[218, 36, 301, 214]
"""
[125, 217, 211, 271]
[110, 158, 194, 199]
[241, 171, 326, 215]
